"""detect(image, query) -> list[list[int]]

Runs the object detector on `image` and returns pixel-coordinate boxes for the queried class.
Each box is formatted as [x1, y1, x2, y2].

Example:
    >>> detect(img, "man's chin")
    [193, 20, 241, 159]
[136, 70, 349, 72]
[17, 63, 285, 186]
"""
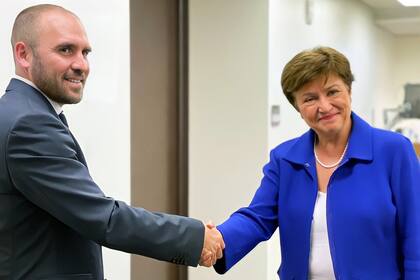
[63, 89, 84, 103]
[49, 92, 83, 105]
[67, 95, 83, 104]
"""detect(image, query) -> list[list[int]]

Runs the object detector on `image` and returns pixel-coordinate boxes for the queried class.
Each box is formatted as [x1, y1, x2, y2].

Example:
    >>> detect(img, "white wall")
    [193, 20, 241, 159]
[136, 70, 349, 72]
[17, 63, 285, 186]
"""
[388, 35, 420, 141]
[394, 36, 420, 104]
[0, 1, 131, 279]
[188, 0, 269, 279]
[370, 28, 397, 128]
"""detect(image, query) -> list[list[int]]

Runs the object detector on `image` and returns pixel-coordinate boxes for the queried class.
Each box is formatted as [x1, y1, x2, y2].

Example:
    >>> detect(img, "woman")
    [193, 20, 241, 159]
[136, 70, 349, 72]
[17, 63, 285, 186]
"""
[213, 47, 420, 279]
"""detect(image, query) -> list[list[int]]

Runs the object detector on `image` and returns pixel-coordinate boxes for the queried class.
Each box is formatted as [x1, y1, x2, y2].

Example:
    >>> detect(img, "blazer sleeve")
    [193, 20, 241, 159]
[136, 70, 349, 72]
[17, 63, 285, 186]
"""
[390, 137, 420, 279]
[214, 149, 280, 274]
[5, 113, 204, 266]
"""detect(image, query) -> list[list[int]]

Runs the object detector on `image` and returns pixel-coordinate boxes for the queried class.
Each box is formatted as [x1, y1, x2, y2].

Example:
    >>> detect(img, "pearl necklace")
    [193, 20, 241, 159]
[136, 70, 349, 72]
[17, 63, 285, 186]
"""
[314, 140, 348, 169]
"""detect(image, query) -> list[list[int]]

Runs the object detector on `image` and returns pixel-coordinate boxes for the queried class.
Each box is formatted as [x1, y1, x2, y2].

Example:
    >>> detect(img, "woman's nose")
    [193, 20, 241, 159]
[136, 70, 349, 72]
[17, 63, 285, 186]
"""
[318, 96, 333, 112]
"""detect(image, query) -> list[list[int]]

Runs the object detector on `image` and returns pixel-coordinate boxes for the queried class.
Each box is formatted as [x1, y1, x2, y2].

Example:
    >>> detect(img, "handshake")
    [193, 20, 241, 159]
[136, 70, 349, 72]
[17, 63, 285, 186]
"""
[199, 221, 225, 267]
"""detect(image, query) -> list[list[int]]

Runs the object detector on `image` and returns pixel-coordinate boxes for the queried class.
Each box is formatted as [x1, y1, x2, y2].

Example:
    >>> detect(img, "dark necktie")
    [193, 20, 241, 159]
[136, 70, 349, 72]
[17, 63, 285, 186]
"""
[58, 112, 87, 167]
[59, 112, 69, 127]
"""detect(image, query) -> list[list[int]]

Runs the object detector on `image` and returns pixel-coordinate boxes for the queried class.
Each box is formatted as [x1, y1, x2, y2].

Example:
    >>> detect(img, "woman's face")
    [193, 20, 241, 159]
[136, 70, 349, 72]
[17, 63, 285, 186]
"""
[294, 74, 352, 139]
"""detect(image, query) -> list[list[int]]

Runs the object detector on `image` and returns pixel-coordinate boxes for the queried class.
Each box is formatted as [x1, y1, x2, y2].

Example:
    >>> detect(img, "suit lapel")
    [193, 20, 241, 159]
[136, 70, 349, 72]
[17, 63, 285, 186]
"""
[69, 131, 88, 168]
[7, 78, 89, 168]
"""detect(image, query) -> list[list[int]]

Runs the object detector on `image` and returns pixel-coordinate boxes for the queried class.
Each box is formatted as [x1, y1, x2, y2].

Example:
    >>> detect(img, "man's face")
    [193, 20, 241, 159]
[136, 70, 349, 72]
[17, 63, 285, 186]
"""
[28, 11, 91, 104]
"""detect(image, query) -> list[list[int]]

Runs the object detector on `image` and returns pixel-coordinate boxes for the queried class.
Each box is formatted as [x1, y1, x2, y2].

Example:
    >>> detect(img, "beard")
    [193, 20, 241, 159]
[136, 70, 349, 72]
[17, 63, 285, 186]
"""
[30, 53, 85, 105]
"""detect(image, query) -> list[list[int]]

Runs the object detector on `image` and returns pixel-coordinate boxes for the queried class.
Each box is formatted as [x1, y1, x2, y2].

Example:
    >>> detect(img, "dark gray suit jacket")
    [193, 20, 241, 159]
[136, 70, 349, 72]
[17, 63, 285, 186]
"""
[0, 79, 204, 280]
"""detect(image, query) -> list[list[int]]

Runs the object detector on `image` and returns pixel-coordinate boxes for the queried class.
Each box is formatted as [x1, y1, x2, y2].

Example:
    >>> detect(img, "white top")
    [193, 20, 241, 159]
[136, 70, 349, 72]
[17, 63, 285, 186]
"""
[308, 191, 335, 280]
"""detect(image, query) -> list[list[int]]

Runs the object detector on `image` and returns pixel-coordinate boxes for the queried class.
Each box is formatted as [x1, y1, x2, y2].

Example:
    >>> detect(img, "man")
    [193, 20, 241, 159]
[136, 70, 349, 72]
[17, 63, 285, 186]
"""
[0, 4, 223, 279]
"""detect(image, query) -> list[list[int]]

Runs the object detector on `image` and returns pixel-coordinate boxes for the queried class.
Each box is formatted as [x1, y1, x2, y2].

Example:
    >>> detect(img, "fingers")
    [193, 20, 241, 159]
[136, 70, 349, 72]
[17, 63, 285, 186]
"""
[219, 233, 225, 249]
[215, 246, 223, 259]
[199, 259, 213, 267]
[206, 220, 215, 229]
[199, 249, 213, 267]
[199, 221, 225, 267]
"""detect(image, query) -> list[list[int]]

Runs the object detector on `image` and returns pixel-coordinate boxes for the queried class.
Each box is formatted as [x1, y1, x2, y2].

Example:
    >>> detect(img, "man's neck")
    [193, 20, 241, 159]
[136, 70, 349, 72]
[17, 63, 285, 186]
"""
[13, 74, 63, 115]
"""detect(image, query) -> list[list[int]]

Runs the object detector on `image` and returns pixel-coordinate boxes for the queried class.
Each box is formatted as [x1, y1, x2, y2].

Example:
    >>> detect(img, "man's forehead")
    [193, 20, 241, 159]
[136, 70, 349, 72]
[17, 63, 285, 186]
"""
[37, 11, 89, 43]
[39, 9, 84, 31]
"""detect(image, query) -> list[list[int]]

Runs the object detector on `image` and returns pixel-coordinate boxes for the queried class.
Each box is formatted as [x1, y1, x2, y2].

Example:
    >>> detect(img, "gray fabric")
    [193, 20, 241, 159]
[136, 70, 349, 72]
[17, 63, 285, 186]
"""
[0, 79, 204, 279]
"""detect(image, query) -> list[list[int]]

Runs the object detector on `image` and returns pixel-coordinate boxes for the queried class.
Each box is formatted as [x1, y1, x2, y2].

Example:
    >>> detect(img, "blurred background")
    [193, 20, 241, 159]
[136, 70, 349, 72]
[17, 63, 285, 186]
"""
[1, 0, 419, 279]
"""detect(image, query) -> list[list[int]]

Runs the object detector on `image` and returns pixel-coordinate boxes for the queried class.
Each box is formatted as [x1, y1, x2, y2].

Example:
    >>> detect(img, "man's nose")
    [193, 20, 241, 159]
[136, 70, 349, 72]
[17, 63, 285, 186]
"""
[71, 53, 89, 74]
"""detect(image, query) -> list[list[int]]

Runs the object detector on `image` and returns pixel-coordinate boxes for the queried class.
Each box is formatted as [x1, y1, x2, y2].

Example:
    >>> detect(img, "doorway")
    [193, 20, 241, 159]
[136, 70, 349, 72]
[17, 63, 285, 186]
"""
[130, 0, 189, 279]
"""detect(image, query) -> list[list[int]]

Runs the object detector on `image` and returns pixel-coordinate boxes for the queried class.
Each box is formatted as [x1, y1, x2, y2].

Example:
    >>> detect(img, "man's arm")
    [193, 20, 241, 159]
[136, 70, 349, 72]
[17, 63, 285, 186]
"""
[6, 112, 220, 266]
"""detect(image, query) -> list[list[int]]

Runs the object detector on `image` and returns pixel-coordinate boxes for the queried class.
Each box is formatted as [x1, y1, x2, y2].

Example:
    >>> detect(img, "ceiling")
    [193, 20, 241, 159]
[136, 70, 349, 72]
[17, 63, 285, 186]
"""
[360, 0, 420, 36]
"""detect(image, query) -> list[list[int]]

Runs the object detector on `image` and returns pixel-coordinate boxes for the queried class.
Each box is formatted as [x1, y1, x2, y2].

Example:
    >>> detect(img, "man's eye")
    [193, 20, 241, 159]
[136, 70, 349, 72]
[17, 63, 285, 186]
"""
[60, 47, 72, 54]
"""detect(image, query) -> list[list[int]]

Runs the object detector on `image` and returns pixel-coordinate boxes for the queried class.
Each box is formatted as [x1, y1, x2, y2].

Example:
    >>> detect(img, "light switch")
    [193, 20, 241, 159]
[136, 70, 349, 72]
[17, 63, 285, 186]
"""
[271, 105, 281, 127]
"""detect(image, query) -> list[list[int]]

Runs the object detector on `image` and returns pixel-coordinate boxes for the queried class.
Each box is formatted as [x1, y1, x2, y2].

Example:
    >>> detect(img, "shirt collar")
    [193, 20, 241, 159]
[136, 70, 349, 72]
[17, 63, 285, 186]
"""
[283, 112, 373, 165]
[13, 75, 63, 115]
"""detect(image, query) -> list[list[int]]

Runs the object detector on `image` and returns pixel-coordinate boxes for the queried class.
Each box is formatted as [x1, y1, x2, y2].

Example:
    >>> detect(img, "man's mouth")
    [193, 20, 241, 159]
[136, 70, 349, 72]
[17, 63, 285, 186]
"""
[65, 78, 83, 84]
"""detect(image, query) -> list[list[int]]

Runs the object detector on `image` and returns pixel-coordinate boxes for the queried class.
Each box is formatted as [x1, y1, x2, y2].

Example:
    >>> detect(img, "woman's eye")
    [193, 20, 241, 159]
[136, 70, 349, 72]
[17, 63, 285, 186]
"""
[328, 90, 338, 96]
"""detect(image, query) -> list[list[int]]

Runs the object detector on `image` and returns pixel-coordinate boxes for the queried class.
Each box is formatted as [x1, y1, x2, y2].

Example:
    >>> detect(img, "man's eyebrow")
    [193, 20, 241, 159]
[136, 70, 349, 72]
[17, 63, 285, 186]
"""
[55, 43, 92, 53]
[54, 43, 74, 50]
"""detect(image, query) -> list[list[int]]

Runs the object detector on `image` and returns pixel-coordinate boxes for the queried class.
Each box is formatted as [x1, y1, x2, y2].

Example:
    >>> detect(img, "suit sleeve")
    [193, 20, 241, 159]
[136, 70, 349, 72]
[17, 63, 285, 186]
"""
[214, 149, 280, 273]
[6, 113, 204, 266]
[390, 137, 420, 279]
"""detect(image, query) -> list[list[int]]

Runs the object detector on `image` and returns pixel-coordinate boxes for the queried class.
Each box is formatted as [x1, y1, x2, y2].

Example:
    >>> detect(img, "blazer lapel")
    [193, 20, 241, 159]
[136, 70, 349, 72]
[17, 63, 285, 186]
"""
[58, 112, 88, 168]
[7, 78, 89, 168]
[69, 132, 88, 168]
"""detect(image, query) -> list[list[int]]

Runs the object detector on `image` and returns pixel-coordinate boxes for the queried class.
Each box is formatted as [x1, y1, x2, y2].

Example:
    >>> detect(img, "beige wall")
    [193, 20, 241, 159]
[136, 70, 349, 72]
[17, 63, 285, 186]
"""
[394, 36, 420, 102]
[188, 0, 269, 279]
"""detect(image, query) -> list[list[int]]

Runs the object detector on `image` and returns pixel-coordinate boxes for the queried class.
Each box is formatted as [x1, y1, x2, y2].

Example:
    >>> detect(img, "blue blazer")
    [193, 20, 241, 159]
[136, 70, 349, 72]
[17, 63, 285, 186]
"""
[215, 112, 420, 280]
[0, 79, 204, 279]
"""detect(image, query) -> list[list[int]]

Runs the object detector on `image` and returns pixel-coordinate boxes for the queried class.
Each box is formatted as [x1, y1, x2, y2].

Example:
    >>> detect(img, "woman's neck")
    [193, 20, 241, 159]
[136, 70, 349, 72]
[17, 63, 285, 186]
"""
[315, 119, 352, 156]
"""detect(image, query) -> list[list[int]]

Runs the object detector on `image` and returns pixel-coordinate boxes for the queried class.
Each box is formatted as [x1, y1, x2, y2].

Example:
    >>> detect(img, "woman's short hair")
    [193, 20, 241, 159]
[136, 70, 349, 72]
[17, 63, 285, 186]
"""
[281, 46, 354, 108]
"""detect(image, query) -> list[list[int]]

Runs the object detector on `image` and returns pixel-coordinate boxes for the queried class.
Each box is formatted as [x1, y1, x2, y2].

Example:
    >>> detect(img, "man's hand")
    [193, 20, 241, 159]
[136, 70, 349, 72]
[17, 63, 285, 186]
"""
[199, 221, 225, 267]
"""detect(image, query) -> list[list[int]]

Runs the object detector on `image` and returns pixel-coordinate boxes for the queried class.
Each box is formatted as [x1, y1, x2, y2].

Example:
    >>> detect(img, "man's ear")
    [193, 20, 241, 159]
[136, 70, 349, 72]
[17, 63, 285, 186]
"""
[14, 42, 32, 69]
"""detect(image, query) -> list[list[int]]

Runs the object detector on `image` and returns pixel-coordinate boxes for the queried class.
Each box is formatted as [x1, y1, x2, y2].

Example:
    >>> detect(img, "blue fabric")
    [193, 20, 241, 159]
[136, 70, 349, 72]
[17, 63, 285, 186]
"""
[214, 112, 420, 280]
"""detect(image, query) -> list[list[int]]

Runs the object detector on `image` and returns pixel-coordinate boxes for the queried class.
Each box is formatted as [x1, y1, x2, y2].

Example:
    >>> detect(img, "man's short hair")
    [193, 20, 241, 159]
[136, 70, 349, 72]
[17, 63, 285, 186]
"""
[11, 4, 75, 50]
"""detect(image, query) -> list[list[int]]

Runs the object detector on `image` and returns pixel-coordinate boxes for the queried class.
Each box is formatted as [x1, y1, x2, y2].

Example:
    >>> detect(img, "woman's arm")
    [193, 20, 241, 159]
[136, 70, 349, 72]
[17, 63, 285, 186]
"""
[391, 137, 420, 280]
[214, 149, 281, 273]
